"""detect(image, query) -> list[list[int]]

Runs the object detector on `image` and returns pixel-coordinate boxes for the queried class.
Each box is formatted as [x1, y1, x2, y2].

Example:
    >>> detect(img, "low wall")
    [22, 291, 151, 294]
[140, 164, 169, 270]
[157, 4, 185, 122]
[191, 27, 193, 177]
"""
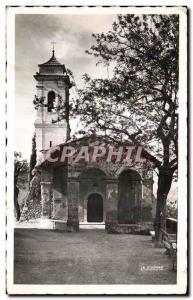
[106, 222, 153, 235]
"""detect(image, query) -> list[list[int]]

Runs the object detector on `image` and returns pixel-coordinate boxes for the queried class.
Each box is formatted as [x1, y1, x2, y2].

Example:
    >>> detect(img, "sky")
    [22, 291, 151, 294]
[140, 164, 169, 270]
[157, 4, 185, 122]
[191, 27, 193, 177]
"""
[15, 14, 116, 160]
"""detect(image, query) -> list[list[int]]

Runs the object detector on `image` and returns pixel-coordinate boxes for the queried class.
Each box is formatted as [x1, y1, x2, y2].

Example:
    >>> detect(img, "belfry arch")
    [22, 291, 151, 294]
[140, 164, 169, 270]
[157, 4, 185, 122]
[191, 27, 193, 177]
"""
[47, 90, 56, 112]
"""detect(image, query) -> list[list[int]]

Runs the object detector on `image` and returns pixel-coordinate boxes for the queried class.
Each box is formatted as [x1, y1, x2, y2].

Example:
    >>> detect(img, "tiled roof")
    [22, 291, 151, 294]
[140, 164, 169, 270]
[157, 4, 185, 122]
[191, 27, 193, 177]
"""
[39, 50, 63, 67]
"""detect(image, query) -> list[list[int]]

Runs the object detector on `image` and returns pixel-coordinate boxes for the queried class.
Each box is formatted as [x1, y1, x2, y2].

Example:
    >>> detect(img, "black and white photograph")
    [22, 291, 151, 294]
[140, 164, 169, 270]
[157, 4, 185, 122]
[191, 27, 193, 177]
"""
[6, 6, 187, 295]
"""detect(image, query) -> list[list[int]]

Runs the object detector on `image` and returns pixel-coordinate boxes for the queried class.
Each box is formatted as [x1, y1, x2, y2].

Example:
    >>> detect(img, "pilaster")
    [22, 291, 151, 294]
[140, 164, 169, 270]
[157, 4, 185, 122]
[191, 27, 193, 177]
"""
[105, 178, 118, 231]
[67, 178, 79, 231]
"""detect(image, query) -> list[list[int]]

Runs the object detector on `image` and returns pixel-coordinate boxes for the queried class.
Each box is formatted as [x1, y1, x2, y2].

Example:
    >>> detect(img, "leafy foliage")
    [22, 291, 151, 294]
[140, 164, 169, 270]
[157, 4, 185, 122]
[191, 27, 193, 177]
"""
[14, 152, 29, 220]
[74, 14, 178, 174]
[14, 151, 29, 189]
[20, 169, 42, 221]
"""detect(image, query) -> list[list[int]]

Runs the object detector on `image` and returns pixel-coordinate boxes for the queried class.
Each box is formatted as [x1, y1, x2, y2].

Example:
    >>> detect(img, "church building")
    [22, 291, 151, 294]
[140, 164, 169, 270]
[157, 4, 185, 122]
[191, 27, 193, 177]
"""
[34, 50, 155, 233]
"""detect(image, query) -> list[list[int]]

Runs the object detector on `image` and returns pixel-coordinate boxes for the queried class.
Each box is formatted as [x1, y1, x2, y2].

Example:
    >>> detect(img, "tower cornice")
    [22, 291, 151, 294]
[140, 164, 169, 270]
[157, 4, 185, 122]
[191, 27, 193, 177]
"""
[34, 74, 72, 88]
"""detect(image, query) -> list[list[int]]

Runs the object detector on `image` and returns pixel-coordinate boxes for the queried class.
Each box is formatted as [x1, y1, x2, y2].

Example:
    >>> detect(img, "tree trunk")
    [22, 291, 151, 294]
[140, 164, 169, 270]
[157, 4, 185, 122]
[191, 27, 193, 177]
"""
[14, 186, 20, 221]
[154, 167, 173, 245]
[65, 88, 71, 141]
[29, 134, 37, 182]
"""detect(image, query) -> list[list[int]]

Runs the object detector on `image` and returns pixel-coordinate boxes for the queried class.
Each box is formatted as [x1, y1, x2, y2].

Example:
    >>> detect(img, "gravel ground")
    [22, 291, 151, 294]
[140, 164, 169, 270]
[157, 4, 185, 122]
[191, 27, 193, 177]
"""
[14, 228, 176, 285]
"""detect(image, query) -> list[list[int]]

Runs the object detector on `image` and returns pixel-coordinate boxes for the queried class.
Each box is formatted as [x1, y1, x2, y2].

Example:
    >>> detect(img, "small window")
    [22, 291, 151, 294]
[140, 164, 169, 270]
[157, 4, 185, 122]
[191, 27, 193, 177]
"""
[49, 141, 52, 147]
[47, 91, 55, 112]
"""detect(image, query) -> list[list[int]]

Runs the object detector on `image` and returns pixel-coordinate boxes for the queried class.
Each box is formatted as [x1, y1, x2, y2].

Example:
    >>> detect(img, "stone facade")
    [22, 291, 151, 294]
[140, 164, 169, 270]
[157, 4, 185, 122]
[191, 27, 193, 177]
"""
[39, 150, 155, 233]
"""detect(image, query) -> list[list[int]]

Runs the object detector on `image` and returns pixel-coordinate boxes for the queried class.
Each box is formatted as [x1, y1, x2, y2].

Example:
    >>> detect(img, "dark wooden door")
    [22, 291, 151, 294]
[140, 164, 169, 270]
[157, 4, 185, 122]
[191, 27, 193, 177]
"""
[87, 193, 103, 222]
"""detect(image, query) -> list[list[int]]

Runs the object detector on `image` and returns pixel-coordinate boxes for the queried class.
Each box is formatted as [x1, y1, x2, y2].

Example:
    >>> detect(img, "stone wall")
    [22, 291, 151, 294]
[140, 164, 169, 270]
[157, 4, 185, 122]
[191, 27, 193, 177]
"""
[141, 169, 155, 224]
[52, 166, 68, 220]
[40, 156, 155, 233]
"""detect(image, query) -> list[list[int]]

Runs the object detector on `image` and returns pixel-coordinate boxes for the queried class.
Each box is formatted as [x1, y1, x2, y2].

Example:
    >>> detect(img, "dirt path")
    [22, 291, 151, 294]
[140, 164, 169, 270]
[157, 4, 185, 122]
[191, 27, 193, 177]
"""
[14, 228, 176, 284]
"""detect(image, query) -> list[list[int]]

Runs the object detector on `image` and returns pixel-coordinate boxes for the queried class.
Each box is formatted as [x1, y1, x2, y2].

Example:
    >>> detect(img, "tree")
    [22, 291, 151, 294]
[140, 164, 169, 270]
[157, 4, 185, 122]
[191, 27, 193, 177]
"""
[29, 133, 37, 182]
[73, 14, 178, 243]
[14, 152, 29, 220]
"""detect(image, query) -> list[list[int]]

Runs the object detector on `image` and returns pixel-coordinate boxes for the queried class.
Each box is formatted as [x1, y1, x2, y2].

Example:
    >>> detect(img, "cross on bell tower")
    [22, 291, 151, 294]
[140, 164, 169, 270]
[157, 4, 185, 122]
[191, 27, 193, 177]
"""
[34, 46, 71, 159]
[51, 41, 56, 54]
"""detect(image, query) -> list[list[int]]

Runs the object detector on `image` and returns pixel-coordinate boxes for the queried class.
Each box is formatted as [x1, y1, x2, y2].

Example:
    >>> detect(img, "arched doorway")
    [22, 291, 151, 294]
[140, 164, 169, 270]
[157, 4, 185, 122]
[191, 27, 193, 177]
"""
[87, 193, 103, 222]
[118, 169, 142, 224]
[78, 168, 106, 223]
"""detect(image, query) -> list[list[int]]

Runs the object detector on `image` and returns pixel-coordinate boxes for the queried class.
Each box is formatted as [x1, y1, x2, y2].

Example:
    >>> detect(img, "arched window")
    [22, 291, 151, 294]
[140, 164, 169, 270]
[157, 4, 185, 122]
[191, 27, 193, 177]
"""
[47, 91, 55, 112]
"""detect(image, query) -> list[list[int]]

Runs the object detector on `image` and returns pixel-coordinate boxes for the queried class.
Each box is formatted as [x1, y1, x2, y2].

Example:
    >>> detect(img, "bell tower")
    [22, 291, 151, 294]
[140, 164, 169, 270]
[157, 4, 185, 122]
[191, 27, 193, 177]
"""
[34, 48, 71, 159]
